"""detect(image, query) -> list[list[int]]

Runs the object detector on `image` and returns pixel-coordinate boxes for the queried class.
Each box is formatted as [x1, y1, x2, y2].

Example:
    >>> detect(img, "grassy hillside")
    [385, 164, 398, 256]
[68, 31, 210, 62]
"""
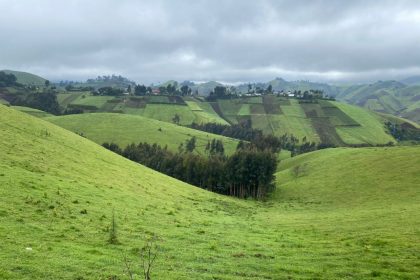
[57, 93, 228, 125]
[1, 104, 419, 279]
[11, 106, 53, 118]
[56, 94, 398, 146]
[45, 113, 239, 155]
[333, 102, 395, 145]
[1, 70, 47, 86]
[335, 81, 420, 124]
[210, 97, 395, 145]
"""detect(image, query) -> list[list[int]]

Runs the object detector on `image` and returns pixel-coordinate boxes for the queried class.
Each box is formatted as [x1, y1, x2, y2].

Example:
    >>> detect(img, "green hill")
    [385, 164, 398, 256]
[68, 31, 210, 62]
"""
[45, 113, 239, 154]
[1, 104, 419, 279]
[401, 75, 420, 86]
[1, 70, 47, 86]
[335, 80, 420, 124]
[57, 93, 229, 125]
[56, 94, 398, 146]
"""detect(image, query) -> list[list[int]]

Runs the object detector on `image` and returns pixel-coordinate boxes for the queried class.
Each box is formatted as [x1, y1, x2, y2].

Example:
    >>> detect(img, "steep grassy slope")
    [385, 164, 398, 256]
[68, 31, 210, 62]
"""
[45, 113, 239, 155]
[1, 70, 47, 86]
[1, 104, 419, 279]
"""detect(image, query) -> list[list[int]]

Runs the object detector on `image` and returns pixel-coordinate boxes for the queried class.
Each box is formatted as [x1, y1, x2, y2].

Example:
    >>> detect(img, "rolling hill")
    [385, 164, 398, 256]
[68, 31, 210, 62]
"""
[401, 76, 420, 86]
[56, 94, 399, 146]
[45, 113, 240, 155]
[334, 80, 420, 124]
[1, 70, 47, 86]
[1, 104, 419, 279]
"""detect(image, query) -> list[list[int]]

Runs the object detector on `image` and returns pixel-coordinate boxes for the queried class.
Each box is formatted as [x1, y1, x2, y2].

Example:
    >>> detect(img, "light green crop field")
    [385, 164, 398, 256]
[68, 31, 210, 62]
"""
[57, 93, 84, 107]
[268, 114, 320, 142]
[142, 104, 196, 125]
[11, 106, 53, 118]
[194, 102, 230, 125]
[185, 101, 229, 125]
[1, 105, 419, 279]
[333, 102, 396, 145]
[185, 101, 203, 111]
[71, 95, 115, 108]
[45, 113, 239, 155]
[237, 104, 251, 115]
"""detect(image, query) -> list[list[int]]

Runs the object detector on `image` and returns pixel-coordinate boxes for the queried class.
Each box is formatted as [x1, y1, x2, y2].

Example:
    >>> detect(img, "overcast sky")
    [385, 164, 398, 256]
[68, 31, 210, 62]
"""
[1, 0, 420, 84]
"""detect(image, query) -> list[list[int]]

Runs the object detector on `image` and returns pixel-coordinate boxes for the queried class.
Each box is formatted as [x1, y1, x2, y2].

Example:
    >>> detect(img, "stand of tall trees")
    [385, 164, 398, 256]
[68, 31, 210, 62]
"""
[13, 88, 61, 115]
[103, 140, 277, 199]
[0, 71, 19, 87]
[385, 121, 420, 142]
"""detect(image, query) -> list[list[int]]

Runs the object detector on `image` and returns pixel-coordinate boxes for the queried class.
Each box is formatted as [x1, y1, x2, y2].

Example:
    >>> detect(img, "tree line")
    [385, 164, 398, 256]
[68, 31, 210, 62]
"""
[0, 71, 19, 87]
[188, 120, 325, 156]
[385, 121, 420, 142]
[103, 139, 277, 199]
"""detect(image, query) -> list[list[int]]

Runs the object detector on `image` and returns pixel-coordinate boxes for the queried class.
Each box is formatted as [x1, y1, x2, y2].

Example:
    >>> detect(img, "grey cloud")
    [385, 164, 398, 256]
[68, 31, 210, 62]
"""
[1, 0, 420, 83]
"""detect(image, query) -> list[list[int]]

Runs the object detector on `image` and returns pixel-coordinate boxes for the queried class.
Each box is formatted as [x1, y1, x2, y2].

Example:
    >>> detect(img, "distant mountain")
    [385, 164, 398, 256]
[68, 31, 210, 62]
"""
[334, 80, 420, 123]
[400, 76, 420, 86]
[1, 69, 47, 86]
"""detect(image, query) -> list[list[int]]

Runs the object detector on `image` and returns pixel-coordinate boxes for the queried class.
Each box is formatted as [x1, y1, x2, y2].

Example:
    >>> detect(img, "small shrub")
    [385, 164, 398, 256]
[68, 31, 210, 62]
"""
[108, 209, 119, 245]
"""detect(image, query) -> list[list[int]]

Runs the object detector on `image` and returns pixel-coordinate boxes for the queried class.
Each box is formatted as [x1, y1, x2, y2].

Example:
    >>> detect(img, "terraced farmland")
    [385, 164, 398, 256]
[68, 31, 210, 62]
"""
[56, 93, 400, 145]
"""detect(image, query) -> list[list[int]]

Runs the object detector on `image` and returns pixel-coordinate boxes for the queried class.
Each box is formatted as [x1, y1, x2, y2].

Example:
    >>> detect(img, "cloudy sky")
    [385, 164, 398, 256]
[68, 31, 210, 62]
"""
[1, 0, 420, 84]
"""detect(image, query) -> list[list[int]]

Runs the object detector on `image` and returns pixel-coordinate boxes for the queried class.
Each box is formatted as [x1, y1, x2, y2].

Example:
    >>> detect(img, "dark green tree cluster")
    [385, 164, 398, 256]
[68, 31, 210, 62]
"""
[205, 139, 225, 156]
[102, 140, 277, 199]
[206, 86, 235, 101]
[134, 84, 152, 96]
[180, 85, 192, 96]
[0, 71, 18, 87]
[154, 83, 192, 96]
[190, 120, 261, 143]
[13, 89, 61, 115]
[189, 121, 324, 155]
[385, 121, 420, 142]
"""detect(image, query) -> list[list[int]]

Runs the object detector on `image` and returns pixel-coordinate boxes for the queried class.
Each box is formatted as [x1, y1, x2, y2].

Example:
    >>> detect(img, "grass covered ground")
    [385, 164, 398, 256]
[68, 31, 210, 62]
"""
[11, 106, 53, 118]
[333, 102, 396, 145]
[1, 70, 46, 86]
[1, 104, 419, 279]
[45, 113, 239, 155]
